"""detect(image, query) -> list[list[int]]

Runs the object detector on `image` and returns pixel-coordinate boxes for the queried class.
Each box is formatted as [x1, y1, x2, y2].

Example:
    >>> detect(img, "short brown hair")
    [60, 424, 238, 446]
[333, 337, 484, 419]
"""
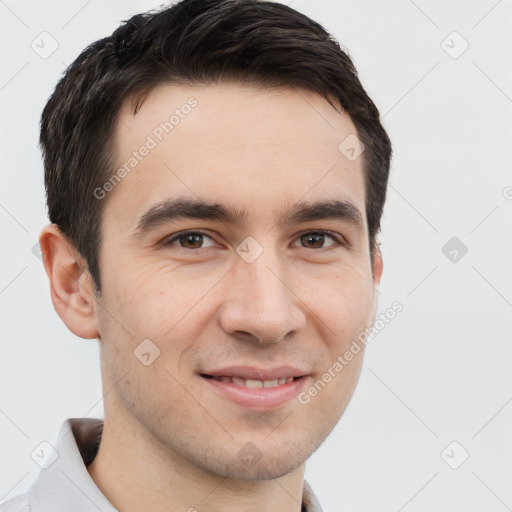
[40, 0, 392, 293]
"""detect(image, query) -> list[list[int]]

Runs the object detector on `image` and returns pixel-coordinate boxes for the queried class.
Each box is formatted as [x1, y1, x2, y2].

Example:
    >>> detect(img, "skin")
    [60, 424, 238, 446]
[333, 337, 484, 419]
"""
[40, 83, 383, 512]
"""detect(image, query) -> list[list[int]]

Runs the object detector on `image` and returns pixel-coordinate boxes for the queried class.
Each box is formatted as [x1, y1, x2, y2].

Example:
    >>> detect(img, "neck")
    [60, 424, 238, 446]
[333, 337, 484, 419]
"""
[87, 405, 306, 512]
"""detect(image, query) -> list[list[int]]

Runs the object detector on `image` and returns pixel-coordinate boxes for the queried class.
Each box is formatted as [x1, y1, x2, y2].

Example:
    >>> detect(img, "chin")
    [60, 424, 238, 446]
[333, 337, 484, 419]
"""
[214, 455, 305, 481]
[192, 437, 316, 481]
[227, 466, 296, 481]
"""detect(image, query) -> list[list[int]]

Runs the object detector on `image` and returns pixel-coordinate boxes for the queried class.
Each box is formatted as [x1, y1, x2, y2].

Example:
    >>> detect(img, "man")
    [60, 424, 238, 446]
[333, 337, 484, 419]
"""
[1, 0, 391, 510]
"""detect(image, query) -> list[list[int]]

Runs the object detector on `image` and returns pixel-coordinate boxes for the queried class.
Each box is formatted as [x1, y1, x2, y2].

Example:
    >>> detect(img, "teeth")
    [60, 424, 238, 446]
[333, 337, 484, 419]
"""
[245, 379, 263, 389]
[214, 376, 296, 388]
[232, 376, 247, 387]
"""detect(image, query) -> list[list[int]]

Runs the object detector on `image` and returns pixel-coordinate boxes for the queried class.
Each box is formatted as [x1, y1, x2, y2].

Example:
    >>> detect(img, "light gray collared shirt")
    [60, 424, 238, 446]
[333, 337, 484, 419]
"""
[0, 418, 323, 512]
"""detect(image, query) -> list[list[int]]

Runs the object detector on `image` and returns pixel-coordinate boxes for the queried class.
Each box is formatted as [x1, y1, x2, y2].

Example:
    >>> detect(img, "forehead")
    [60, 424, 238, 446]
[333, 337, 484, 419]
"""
[107, 83, 367, 231]
[119, 82, 355, 145]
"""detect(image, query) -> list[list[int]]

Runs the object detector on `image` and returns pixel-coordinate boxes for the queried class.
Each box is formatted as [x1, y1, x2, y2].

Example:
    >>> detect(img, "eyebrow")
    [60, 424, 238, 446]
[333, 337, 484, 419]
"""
[133, 197, 364, 235]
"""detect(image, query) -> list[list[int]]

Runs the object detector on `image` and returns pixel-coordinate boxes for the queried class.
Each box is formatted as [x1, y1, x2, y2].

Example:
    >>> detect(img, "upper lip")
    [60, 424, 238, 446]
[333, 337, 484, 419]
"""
[201, 366, 309, 381]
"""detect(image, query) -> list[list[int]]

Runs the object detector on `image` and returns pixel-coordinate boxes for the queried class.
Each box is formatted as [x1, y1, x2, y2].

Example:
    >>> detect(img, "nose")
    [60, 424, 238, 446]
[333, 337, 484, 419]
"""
[218, 247, 307, 344]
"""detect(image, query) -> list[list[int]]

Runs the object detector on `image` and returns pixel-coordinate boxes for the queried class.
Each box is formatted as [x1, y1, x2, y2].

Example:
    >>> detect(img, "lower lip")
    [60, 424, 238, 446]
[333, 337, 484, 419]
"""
[201, 376, 308, 410]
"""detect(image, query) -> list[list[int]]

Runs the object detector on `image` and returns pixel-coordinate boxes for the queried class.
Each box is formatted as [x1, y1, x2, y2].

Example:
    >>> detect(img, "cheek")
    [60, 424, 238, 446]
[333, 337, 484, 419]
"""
[96, 259, 220, 383]
[304, 265, 375, 337]
[99, 257, 196, 332]
[299, 265, 373, 403]
[298, 344, 365, 433]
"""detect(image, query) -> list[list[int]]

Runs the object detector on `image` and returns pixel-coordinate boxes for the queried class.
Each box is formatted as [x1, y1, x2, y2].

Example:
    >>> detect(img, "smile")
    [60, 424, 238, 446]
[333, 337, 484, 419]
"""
[205, 375, 296, 388]
[200, 373, 309, 410]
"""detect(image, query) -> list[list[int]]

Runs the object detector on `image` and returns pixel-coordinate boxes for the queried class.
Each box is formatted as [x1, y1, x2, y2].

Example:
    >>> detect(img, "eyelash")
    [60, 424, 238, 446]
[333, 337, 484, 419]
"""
[162, 230, 346, 252]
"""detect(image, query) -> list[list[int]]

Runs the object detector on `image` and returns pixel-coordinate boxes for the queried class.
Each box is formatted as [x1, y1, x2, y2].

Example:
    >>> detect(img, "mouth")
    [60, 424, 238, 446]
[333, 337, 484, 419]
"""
[201, 374, 301, 388]
[199, 366, 309, 410]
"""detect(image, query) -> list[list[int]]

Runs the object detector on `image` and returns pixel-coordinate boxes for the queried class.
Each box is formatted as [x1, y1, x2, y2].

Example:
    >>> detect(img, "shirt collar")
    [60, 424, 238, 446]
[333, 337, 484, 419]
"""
[28, 418, 322, 512]
[28, 418, 116, 512]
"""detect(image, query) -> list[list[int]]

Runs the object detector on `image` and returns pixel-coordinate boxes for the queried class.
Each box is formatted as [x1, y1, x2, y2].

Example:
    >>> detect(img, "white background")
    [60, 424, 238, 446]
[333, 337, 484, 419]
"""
[1, 1, 511, 511]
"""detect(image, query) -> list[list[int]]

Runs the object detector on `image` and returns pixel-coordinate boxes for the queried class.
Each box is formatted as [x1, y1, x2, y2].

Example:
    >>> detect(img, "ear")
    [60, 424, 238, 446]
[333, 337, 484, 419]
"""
[369, 242, 384, 326]
[39, 224, 99, 339]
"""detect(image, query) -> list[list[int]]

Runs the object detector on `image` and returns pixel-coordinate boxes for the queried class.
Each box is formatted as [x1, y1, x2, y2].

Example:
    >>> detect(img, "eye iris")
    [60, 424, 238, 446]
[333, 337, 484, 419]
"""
[172, 232, 334, 250]
[181, 233, 203, 248]
[302, 233, 324, 248]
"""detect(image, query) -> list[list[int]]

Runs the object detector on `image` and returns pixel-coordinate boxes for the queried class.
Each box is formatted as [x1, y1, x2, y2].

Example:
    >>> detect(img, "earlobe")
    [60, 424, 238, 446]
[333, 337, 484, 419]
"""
[39, 224, 99, 339]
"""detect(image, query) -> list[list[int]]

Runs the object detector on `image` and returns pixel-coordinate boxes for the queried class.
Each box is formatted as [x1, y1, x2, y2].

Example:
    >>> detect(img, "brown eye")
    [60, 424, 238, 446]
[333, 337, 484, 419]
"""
[297, 231, 340, 249]
[178, 233, 204, 249]
[165, 231, 216, 250]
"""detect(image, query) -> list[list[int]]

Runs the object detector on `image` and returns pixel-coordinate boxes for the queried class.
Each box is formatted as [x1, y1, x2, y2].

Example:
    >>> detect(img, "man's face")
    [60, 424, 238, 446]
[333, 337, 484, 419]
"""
[92, 83, 382, 480]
